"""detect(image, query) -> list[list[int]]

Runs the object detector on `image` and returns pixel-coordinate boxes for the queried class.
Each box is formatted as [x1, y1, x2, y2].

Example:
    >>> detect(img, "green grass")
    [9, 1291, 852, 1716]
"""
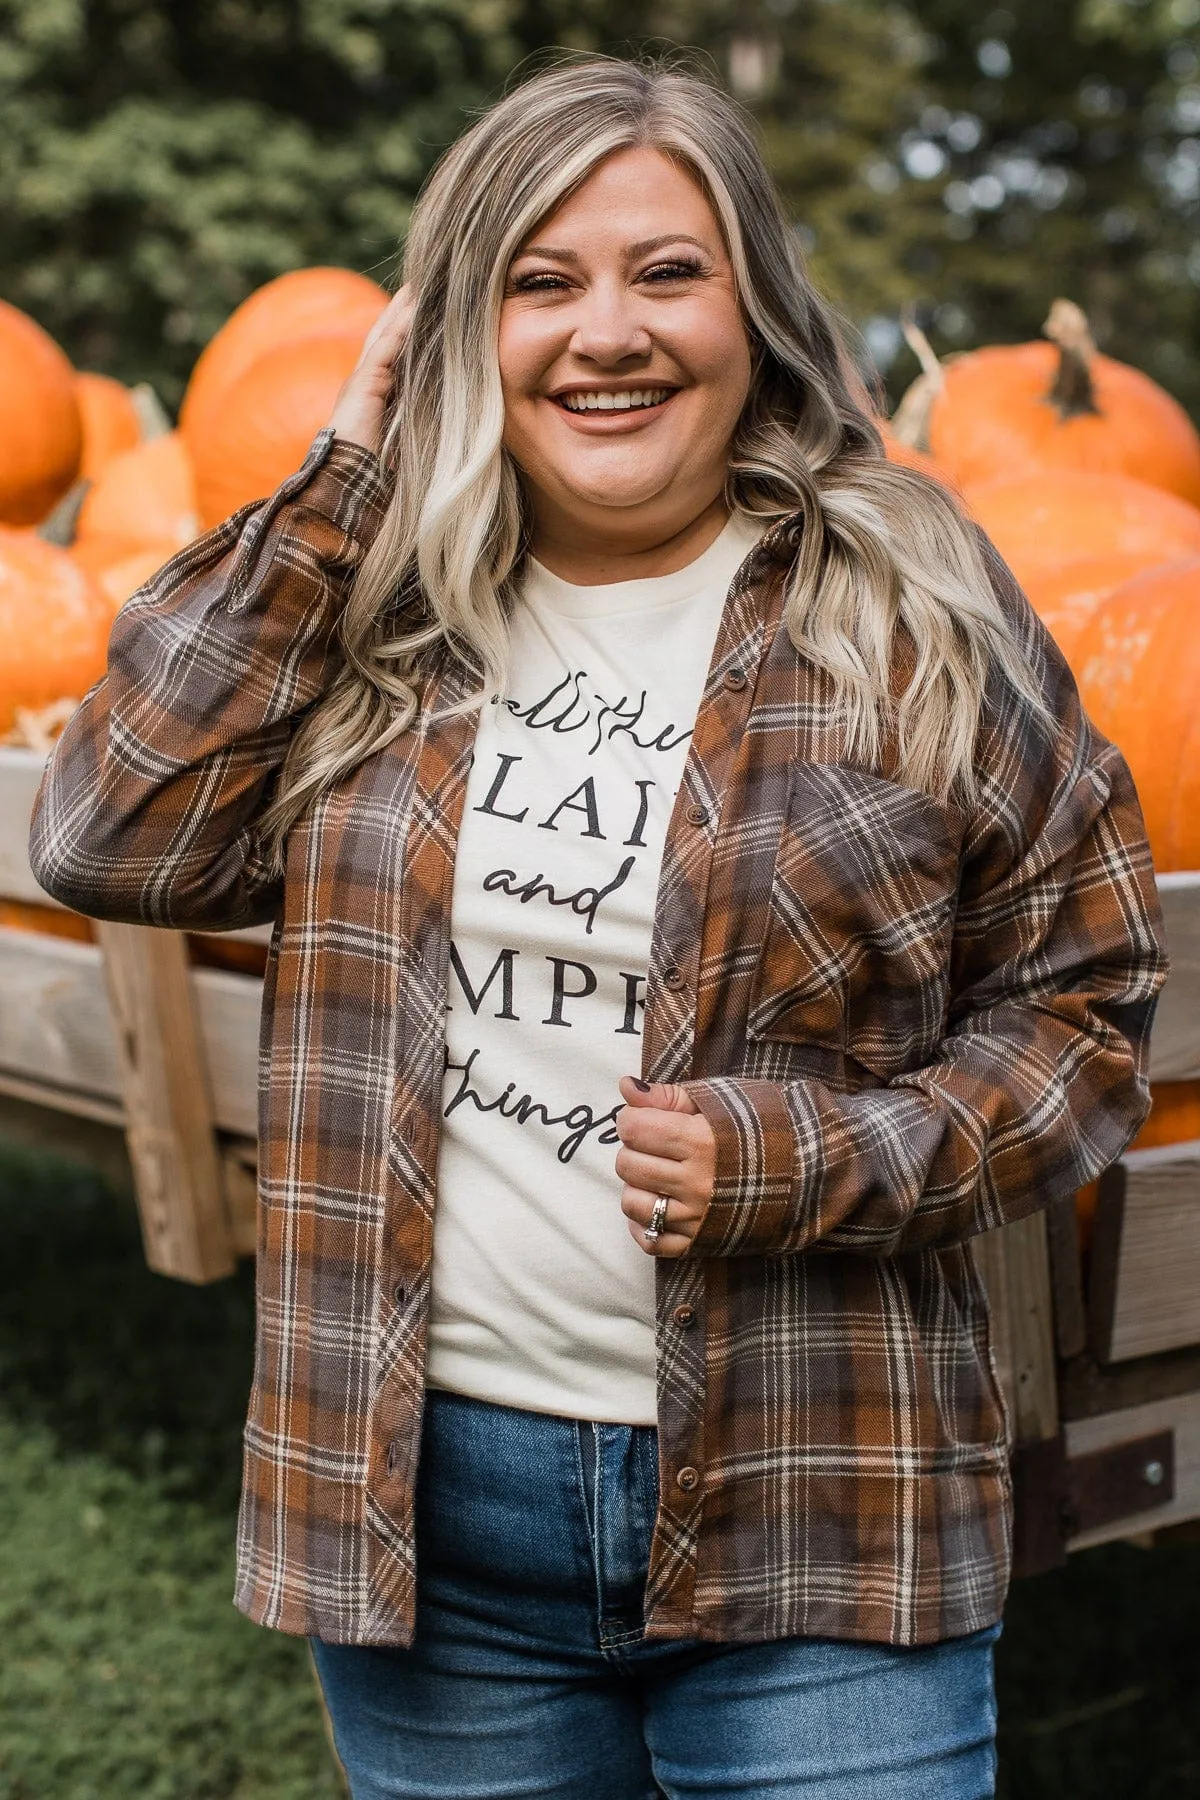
[1, 1134, 1198, 1797]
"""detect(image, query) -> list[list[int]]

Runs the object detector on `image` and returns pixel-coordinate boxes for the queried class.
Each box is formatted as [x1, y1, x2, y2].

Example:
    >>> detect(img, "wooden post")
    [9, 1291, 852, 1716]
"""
[975, 1209, 1060, 1445]
[94, 920, 236, 1283]
[975, 1210, 1066, 1575]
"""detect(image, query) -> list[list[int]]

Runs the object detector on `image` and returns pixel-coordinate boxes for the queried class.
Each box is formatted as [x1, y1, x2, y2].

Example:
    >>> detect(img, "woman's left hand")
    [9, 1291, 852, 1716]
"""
[615, 1077, 717, 1257]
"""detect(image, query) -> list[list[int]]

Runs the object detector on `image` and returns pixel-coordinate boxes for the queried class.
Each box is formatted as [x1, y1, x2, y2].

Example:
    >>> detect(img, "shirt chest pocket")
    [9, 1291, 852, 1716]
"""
[747, 763, 964, 1079]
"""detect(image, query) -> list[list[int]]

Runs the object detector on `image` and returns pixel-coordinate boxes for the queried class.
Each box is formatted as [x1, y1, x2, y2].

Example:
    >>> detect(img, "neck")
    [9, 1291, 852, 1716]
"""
[528, 492, 731, 586]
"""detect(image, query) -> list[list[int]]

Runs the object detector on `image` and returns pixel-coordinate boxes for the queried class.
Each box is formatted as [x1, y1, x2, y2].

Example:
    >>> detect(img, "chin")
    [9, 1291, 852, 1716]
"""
[555, 463, 679, 514]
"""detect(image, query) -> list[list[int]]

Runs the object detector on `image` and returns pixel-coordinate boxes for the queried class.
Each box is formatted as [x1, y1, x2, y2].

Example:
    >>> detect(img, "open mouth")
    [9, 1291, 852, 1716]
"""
[553, 387, 676, 415]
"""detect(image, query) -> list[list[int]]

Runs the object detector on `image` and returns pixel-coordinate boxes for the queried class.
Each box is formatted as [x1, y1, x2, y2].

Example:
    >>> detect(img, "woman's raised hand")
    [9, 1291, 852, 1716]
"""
[326, 284, 417, 455]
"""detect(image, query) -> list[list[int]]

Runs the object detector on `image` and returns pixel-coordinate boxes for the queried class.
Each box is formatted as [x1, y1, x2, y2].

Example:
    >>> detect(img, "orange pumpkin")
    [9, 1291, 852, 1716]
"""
[0, 528, 112, 732]
[1072, 558, 1200, 871]
[79, 542, 179, 615]
[75, 372, 141, 481]
[880, 428, 958, 490]
[1021, 553, 1167, 665]
[964, 470, 1200, 592]
[929, 301, 1200, 506]
[75, 433, 199, 554]
[0, 898, 94, 943]
[179, 267, 385, 441]
[0, 301, 83, 525]
[185, 331, 367, 528]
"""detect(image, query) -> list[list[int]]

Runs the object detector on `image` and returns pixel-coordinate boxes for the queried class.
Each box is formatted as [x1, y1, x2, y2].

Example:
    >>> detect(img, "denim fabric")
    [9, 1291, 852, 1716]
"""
[312, 1391, 999, 1800]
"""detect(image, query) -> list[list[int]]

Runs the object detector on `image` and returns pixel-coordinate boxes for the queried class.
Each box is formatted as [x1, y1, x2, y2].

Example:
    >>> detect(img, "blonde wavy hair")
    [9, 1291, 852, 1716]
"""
[258, 55, 1041, 870]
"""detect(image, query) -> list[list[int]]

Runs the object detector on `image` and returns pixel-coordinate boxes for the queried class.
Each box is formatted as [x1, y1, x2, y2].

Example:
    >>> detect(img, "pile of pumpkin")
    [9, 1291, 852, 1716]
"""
[0, 267, 385, 973]
[886, 297, 1200, 1223]
[1, 277, 1198, 1195]
[0, 267, 387, 742]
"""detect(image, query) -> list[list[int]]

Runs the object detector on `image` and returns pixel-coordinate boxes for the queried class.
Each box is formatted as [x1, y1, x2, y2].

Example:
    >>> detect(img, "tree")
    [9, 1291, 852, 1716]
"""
[870, 0, 1200, 413]
[1, 0, 1197, 417]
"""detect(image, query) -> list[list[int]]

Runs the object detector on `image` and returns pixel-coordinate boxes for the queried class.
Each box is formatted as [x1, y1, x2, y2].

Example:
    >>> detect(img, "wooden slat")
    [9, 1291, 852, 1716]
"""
[1089, 1138, 1200, 1363]
[0, 745, 65, 908]
[1149, 871, 1200, 1083]
[973, 1209, 1060, 1445]
[0, 1070, 125, 1128]
[96, 921, 234, 1282]
[1066, 1392, 1200, 1548]
[1, 744, 271, 946]
[221, 1139, 259, 1259]
[0, 925, 262, 1136]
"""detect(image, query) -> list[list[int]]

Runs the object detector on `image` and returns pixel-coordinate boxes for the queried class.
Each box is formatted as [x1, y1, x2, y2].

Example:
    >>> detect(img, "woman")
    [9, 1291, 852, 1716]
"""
[31, 56, 1166, 1800]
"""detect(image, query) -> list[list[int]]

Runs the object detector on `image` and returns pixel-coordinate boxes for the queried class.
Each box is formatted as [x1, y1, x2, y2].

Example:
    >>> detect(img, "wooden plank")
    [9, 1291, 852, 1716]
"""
[0, 926, 262, 1137]
[95, 921, 234, 1282]
[220, 1138, 259, 1259]
[1045, 1195, 1088, 1359]
[0, 926, 122, 1102]
[0, 1089, 133, 1194]
[1088, 1138, 1200, 1363]
[1066, 1391, 1200, 1548]
[0, 1070, 124, 1129]
[1060, 1342, 1200, 1421]
[1, 744, 271, 947]
[0, 745, 66, 908]
[1149, 871, 1200, 1082]
[973, 1209, 1060, 1445]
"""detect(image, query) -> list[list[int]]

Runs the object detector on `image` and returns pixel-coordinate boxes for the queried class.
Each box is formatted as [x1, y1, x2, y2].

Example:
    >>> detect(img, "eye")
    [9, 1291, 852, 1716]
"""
[509, 269, 572, 294]
[642, 257, 707, 284]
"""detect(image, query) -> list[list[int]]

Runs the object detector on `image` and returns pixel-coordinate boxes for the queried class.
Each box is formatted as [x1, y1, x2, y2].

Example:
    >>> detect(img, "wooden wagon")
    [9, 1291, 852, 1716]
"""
[3, 740, 1199, 1575]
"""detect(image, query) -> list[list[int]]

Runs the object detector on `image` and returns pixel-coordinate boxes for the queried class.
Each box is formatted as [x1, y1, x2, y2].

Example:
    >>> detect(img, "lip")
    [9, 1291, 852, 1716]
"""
[544, 387, 680, 432]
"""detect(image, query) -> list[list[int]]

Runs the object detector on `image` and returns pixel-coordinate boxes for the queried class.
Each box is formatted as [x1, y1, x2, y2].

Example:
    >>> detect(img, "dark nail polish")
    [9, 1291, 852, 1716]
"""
[631, 1078, 652, 1093]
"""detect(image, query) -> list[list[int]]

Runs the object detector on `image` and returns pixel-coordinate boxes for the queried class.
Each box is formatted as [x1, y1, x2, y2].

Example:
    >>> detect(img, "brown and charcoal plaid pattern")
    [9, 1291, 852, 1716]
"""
[29, 431, 1168, 1648]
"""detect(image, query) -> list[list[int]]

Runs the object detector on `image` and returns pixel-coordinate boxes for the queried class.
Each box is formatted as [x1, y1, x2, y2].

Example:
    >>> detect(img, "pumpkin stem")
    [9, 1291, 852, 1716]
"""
[1042, 298, 1100, 420]
[889, 315, 945, 451]
[36, 478, 90, 548]
[131, 383, 172, 441]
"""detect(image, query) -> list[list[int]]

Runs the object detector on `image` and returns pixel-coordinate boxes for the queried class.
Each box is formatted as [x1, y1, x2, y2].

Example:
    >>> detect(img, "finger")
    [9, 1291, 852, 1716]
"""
[359, 286, 417, 364]
[620, 1185, 697, 1258]
[627, 1217, 692, 1258]
[615, 1104, 704, 1160]
[614, 1145, 694, 1196]
[619, 1076, 699, 1115]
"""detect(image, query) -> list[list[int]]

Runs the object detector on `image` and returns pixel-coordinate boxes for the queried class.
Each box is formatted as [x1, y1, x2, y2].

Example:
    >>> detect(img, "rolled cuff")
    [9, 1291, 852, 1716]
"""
[683, 1077, 797, 1257]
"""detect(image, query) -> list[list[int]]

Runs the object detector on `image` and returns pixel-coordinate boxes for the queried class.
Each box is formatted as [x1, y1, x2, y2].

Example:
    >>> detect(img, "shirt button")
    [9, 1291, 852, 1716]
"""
[723, 668, 748, 691]
[673, 1304, 696, 1329]
[684, 803, 709, 828]
[676, 1465, 700, 1493]
[663, 966, 686, 991]
[393, 1281, 408, 1308]
[385, 1439, 400, 1478]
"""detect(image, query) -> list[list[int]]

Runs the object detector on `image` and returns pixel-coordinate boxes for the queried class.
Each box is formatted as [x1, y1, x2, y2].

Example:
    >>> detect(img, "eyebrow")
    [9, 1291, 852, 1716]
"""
[512, 233, 714, 263]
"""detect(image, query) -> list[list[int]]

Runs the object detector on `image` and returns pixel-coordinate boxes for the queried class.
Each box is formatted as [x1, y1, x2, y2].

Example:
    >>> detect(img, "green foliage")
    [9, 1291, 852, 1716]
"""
[0, 1143, 336, 1797]
[875, 0, 1200, 409]
[2, 1134, 1200, 1795]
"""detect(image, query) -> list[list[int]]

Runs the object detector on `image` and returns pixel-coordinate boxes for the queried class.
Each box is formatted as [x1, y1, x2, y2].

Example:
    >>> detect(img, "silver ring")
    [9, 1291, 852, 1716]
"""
[643, 1193, 670, 1245]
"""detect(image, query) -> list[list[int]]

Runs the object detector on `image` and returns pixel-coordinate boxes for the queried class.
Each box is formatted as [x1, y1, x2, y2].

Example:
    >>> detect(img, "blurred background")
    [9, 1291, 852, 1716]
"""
[2, 1, 1200, 1795]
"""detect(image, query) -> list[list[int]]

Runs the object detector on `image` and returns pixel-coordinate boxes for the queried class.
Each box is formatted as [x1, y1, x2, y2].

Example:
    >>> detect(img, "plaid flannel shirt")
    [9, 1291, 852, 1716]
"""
[29, 429, 1167, 1647]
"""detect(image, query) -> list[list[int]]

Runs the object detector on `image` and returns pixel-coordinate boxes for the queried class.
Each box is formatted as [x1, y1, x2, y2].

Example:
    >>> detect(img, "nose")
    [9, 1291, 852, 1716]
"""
[568, 277, 652, 366]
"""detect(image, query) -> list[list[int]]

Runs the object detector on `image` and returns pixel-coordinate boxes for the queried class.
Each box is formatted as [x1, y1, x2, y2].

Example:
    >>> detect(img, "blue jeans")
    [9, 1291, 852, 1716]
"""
[312, 1390, 999, 1799]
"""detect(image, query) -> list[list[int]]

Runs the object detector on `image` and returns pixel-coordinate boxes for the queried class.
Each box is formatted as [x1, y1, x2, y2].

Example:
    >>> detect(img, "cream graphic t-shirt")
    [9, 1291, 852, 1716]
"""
[427, 514, 762, 1423]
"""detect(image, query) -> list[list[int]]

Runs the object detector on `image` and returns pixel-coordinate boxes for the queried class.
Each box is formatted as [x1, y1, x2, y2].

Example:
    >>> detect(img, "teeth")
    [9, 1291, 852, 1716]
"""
[559, 388, 670, 413]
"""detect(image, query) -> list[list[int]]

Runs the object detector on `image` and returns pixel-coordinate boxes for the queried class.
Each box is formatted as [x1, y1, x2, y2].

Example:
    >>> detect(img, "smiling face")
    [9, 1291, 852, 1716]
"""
[498, 146, 754, 578]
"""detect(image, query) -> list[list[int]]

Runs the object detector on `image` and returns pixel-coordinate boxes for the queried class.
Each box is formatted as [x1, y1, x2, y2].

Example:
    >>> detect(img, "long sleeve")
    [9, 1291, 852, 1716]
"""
[684, 548, 1169, 1261]
[28, 430, 388, 931]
